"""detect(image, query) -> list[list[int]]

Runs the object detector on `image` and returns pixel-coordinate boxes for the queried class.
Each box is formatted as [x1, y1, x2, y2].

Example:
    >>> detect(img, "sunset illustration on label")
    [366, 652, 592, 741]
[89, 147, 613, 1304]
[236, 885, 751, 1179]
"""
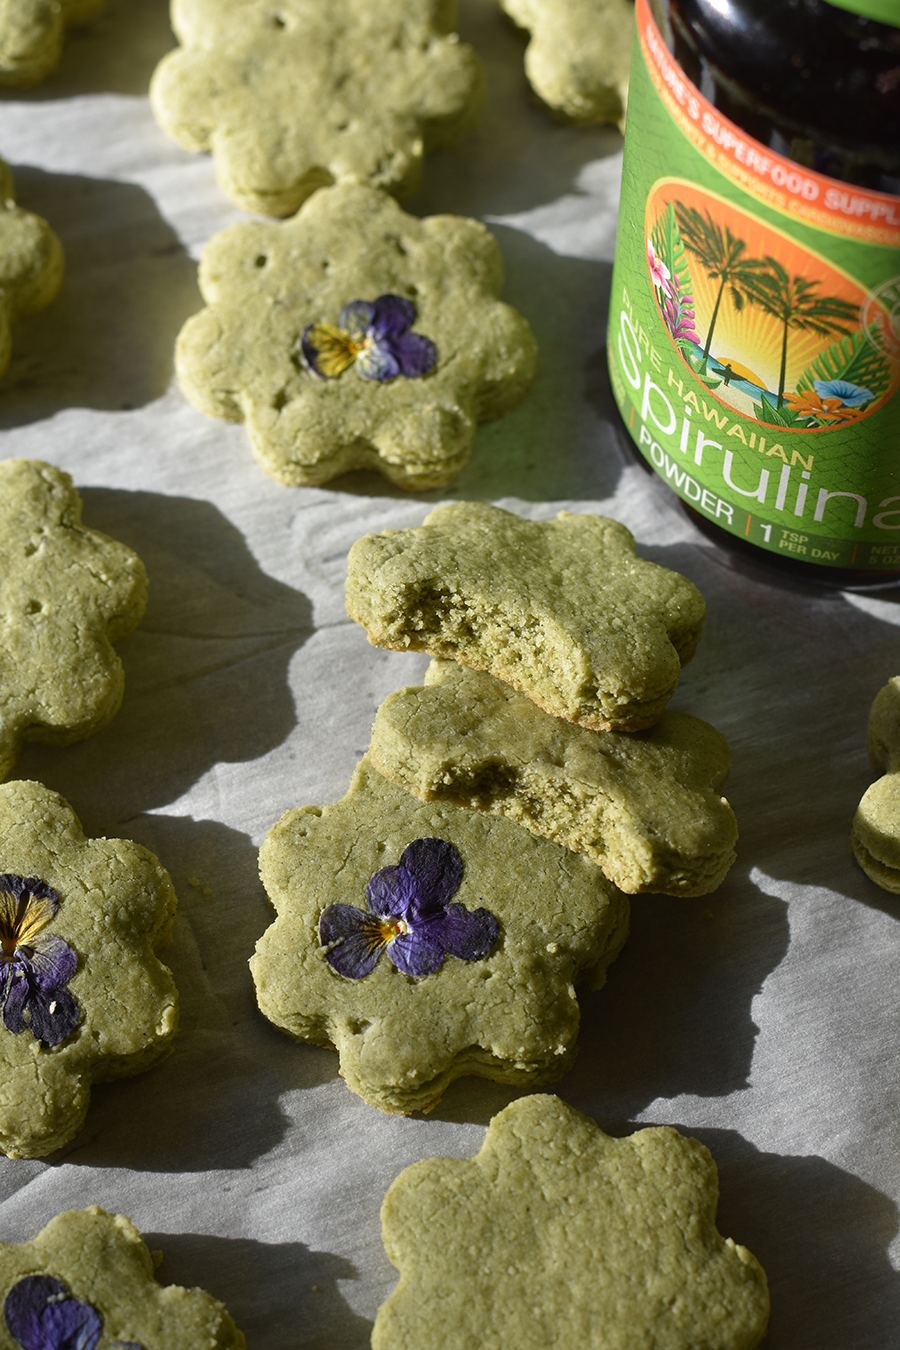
[645, 180, 899, 431]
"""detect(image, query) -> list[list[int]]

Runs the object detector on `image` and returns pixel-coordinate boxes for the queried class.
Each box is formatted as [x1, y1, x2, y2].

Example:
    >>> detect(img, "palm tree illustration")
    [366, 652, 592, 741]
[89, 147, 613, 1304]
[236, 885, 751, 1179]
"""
[742, 259, 859, 407]
[673, 205, 768, 372]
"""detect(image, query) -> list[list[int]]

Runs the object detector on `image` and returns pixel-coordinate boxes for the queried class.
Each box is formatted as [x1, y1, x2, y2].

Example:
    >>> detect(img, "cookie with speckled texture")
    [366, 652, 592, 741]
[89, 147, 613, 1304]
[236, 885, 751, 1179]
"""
[852, 676, 900, 892]
[375, 1094, 770, 1350]
[369, 658, 737, 895]
[0, 1207, 245, 1348]
[0, 459, 147, 783]
[346, 502, 705, 730]
[0, 160, 63, 373]
[175, 184, 536, 489]
[251, 758, 628, 1115]
[500, 0, 632, 128]
[150, 0, 483, 217]
[0, 0, 104, 86]
[0, 780, 178, 1158]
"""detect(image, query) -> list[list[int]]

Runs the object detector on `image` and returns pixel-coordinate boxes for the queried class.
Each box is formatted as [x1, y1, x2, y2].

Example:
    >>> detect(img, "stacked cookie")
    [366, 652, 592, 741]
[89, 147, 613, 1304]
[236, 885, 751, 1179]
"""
[252, 758, 629, 1115]
[368, 657, 738, 896]
[852, 676, 900, 892]
[0, 160, 63, 378]
[349, 500, 737, 896]
[252, 501, 738, 1118]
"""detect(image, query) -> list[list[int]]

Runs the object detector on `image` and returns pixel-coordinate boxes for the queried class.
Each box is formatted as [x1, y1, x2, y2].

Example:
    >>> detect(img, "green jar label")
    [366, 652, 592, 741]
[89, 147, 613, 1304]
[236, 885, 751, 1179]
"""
[823, 0, 900, 25]
[608, 0, 900, 571]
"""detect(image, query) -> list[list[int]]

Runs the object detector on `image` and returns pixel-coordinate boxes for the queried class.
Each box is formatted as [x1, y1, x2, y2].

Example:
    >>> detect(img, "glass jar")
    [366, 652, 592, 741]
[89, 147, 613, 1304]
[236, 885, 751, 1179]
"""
[607, 0, 900, 585]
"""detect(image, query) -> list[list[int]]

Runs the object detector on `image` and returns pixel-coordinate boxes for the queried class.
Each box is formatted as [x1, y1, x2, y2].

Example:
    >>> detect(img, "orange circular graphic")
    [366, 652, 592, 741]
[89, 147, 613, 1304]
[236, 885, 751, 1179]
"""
[645, 179, 900, 432]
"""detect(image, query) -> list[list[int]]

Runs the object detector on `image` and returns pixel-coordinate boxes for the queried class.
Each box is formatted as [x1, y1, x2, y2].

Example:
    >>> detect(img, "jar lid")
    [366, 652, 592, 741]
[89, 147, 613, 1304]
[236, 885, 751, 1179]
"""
[823, 0, 900, 25]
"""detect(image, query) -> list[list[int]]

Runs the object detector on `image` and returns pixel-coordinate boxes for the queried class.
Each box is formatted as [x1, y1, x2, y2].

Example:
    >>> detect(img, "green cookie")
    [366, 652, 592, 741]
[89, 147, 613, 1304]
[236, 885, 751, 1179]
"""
[0, 162, 63, 375]
[252, 758, 628, 1115]
[852, 675, 900, 892]
[0, 1207, 245, 1348]
[175, 184, 536, 489]
[0, 459, 146, 782]
[501, 0, 632, 129]
[346, 502, 705, 730]
[151, 0, 483, 216]
[369, 659, 737, 895]
[0, 0, 104, 86]
[0, 781, 178, 1158]
[375, 1095, 770, 1350]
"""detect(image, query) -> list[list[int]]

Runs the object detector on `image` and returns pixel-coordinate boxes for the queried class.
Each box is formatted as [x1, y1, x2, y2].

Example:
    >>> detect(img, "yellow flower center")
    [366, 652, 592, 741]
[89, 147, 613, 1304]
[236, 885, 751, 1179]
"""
[377, 916, 407, 944]
[0, 888, 54, 960]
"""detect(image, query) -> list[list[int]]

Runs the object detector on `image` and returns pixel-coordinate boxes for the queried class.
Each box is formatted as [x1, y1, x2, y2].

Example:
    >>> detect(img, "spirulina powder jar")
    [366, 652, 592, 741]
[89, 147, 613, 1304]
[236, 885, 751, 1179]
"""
[607, 0, 900, 584]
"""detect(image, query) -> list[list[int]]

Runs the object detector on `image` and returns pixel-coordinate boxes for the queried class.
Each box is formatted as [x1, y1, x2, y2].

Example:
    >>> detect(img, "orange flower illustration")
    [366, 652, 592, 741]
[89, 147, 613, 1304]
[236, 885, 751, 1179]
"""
[784, 390, 868, 424]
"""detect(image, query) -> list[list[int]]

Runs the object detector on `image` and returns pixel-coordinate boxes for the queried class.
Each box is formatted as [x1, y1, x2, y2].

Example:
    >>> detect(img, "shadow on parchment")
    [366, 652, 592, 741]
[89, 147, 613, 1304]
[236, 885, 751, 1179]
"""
[429, 882, 789, 1128]
[146, 1142, 899, 1348]
[14, 489, 312, 830]
[443, 227, 623, 505]
[679, 1127, 899, 1350]
[568, 886, 790, 1123]
[143, 1232, 373, 1350]
[415, 0, 625, 223]
[0, 0, 174, 101]
[0, 168, 198, 428]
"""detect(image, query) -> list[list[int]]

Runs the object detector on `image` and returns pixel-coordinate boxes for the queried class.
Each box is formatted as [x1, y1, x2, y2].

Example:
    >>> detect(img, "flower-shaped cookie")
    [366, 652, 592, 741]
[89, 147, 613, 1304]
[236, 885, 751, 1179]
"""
[369, 659, 738, 894]
[346, 502, 706, 730]
[251, 759, 629, 1114]
[375, 1094, 770, 1349]
[852, 675, 900, 892]
[0, 1207, 245, 1348]
[0, 0, 104, 86]
[500, 0, 632, 128]
[175, 184, 537, 489]
[0, 780, 178, 1157]
[150, 0, 484, 217]
[0, 161, 63, 375]
[0, 459, 147, 782]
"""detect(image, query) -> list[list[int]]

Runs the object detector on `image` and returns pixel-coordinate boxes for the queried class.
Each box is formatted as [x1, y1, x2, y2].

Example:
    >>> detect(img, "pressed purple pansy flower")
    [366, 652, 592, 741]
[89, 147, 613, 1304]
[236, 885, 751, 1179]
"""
[319, 838, 499, 979]
[3, 1274, 144, 1350]
[0, 874, 79, 1048]
[301, 293, 437, 382]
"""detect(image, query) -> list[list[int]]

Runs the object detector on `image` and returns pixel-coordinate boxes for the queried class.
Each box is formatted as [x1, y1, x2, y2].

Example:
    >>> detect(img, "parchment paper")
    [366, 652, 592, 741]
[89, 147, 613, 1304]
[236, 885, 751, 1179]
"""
[0, 2, 898, 1346]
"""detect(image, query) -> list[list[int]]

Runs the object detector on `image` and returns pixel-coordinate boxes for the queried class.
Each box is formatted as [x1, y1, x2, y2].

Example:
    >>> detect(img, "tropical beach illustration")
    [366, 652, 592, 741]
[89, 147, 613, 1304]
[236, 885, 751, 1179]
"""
[645, 181, 898, 430]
